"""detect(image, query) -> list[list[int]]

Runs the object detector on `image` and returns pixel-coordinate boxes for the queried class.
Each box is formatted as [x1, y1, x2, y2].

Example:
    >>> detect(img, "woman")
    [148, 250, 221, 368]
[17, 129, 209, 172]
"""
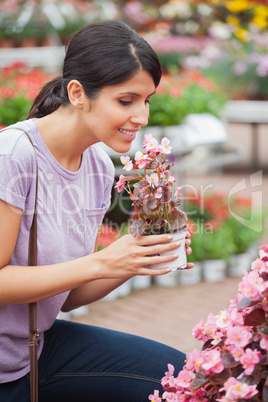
[0, 20, 193, 401]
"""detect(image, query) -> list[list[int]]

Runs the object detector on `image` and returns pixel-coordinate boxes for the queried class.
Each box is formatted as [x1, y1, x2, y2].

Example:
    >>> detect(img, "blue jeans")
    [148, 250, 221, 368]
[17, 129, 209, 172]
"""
[0, 319, 185, 401]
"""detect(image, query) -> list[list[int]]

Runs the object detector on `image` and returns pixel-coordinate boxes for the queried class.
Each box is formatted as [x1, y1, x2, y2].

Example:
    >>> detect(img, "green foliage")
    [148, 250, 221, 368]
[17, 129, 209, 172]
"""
[202, 222, 235, 261]
[187, 231, 206, 263]
[225, 211, 264, 254]
[148, 83, 228, 126]
[0, 96, 31, 126]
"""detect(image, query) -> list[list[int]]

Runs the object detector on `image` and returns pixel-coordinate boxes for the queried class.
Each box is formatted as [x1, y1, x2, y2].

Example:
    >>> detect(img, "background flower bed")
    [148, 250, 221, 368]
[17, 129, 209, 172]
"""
[148, 71, 228, 127]
[0, 61, 53, 128]
[186, 192, 264, 264]
[1, 1, 267, 100]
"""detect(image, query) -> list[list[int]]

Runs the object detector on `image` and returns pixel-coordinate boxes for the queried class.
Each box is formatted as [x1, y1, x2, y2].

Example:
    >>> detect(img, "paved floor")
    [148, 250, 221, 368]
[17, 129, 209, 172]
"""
[71, 170, 268, 354]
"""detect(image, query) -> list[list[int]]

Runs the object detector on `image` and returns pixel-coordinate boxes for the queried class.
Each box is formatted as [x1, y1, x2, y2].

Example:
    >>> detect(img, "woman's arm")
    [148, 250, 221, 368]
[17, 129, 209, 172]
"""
[0, 200, 188, 306]
[62, 228, 193, 312]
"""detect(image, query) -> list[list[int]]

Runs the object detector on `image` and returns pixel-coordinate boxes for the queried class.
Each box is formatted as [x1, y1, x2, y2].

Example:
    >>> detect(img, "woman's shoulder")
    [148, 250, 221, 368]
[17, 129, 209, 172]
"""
[86, 143, 115, 176]
[0, 121, 35, 168]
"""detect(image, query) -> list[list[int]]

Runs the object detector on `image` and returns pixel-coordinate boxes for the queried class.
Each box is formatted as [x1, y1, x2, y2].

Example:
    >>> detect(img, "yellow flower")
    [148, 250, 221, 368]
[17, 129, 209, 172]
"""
[255, 5, 268, 18]
[252, 15, 268, 29]
[226, 0, 250, 13]
[235, 27, 250, 41]
[226, 15, 240, 25]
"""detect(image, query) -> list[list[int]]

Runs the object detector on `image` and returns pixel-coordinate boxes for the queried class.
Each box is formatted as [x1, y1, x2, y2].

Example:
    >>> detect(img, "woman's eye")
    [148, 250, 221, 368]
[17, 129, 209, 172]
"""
[119, 100, 133, 106]
[145, 100, 151, 105]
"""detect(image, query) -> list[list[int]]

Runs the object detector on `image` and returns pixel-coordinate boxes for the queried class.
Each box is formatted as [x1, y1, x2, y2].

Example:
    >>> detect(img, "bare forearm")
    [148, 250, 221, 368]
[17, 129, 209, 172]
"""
[0, 253, 101, 305]
[62, 277, 129, 311]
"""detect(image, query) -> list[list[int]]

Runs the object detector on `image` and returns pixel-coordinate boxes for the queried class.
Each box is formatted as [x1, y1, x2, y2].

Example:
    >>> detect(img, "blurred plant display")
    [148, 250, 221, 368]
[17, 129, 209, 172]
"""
[0, 0, 118, 46]
[1, 0, 267, 99]
[0, 61, 53, 127]
[185, 192, 264, 263]
[148, 71, 228, 126]
[119, 0, 268, 100]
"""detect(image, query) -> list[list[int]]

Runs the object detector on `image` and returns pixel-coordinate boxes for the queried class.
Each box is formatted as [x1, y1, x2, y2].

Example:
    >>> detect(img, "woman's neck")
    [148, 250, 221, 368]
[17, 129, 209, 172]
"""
[34, 108, 89, 172]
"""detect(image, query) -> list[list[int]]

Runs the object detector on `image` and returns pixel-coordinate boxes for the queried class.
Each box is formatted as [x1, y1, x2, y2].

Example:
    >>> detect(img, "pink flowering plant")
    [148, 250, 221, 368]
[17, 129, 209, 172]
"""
[115, 134, 187, 237]
[149, 244, 268, 401]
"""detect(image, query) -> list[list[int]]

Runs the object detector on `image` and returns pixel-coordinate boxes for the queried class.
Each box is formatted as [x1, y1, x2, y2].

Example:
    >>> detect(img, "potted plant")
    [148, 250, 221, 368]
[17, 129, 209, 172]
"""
[149, 244, 268, 402]
[115, 133, 188, 271]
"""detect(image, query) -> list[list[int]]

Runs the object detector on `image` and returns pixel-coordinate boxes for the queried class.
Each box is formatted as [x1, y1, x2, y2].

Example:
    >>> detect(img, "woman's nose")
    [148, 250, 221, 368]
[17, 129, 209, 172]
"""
[130, 105, 149, 127]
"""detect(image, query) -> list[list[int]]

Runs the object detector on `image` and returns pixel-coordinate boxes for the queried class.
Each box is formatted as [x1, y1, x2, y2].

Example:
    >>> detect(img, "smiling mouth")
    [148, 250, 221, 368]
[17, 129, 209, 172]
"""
[118, 128, 137, 140]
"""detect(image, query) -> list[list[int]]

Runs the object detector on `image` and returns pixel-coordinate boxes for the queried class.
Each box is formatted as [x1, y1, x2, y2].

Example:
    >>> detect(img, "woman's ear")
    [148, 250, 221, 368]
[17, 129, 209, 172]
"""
[67, 80, 86, 109]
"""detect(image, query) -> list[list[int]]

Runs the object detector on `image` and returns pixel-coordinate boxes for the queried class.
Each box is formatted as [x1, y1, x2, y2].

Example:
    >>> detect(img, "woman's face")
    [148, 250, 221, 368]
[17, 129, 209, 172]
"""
[83, 70, 156, 153]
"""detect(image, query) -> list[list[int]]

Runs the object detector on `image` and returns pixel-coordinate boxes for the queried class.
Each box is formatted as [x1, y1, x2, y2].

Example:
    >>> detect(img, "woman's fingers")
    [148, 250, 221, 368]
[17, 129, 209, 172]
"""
[136, 234, 174, 246]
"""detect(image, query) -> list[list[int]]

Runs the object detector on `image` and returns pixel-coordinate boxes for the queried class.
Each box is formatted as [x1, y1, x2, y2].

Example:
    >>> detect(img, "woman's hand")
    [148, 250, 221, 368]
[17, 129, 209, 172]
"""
[97, 231, 193, 278]
[183, 230, 194, 270]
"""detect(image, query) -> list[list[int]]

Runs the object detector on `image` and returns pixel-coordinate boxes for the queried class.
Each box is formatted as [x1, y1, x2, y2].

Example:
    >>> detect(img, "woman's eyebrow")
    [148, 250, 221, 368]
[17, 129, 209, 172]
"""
[118, 91, 156, 97]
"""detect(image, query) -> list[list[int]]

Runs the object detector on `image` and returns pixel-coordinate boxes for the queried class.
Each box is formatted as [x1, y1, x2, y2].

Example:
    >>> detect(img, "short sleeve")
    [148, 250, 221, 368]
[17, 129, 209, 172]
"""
[0, 131, 35, 211]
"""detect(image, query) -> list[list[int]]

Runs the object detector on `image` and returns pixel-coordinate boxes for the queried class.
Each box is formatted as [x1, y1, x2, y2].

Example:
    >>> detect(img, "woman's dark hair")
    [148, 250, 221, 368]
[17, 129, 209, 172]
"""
[27, 20, 162, 119]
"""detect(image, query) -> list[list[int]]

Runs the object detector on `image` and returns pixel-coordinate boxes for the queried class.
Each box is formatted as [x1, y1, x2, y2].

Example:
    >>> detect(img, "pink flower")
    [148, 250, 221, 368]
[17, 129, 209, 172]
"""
[148, 390, 162, 402]
[135, 151, 150, 169]
[168, 176, 176, 183]
[120, 155, 133, 171]
[192, 319, 207, 341]
[211, 331, 224, 346]
[226, 326, 252, 348]
[176, 187, 182, 197]
[222, 377, 258, 400]
[155, 188, 162, 199]
[215, 310, 232, 329]
[238, 270, 265, 300]
[161, 364, 175, 388]
[144, 135, 159, 152]
[114, 174, 126, 193]
[160, 137, 172, 154]
[251, 258, 267, 274]
[202, 349, 224, 374]
[184, 349, 204, 372]
[229, 346, 245, 361]
[240, 348, 261, 375]
[260, 336, 268, 350]
[175, 369, 195, 388]
[259, 244, 268, 253]
[146, 173, 159, 187]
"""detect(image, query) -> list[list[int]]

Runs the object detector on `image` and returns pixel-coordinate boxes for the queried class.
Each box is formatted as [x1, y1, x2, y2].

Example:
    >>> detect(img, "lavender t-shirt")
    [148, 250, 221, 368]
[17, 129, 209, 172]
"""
[0, 119, 115, 383]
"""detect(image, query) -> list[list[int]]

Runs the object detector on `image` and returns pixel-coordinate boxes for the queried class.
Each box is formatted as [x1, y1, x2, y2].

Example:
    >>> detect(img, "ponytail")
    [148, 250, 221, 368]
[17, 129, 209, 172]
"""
[26, 76, 69, 119]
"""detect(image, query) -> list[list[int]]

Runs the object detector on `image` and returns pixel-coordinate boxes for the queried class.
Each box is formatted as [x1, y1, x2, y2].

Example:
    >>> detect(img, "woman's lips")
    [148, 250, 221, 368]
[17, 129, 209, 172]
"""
[118, 128, 137, 141]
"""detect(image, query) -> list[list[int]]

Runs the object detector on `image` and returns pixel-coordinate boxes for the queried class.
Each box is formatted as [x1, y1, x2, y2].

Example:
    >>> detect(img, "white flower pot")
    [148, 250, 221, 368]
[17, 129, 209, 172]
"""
[228, 251, 251, 277]
[180, 262, 202, 286]
[203, 259, 227, 282]
[145, 227, 187, 270]
[132, 276, 152, 290]
[154, 270, 179, 287]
